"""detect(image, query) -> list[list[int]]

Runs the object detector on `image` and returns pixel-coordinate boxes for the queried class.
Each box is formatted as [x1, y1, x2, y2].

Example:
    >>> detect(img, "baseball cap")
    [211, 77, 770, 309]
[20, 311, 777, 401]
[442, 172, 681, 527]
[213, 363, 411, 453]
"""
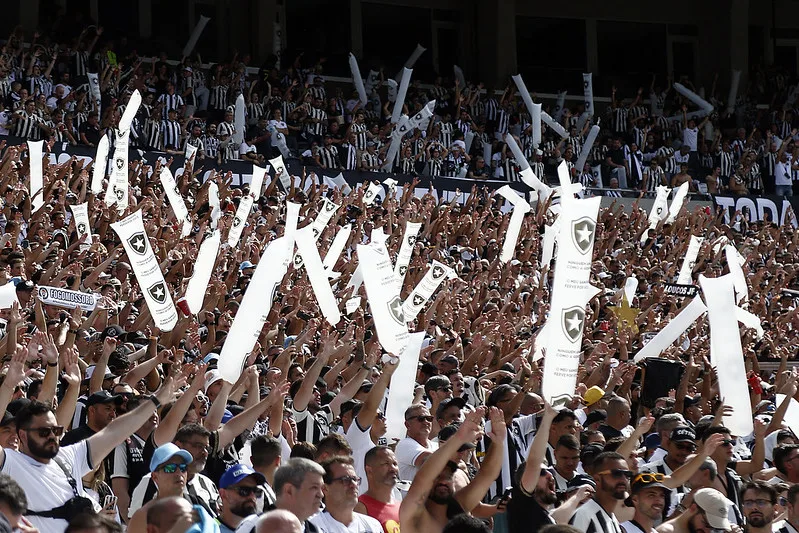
[219, 463, 266, 489]
[583, 386, 605, 407]
[239, 261, 256, 271]
[585, 409, 607, 427]
[643, 433, 661, 450]
[204, 370, 224, 392]
[84, 365, 116, 381]
[438, 423, 475, 452]
[150, 443, 193, 472]
[203, 354, 220, 365]
[684, 395, 702, 408]
[436, 397, 467, 419]
[566, 474, 596, 492]
[670, 426, 697, 443]
[86, 390, 123, 408]
[693, 488, 731, 530]
[101, 324, 126, 341]
[340, 400, 362, 418]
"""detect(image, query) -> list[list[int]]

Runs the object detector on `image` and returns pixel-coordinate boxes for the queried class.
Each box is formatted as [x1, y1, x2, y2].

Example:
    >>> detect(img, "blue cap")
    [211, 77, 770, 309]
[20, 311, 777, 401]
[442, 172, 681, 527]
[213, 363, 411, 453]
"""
[203, 353, 219, 364]
[643, 433, 661, 450]
[219, 463, 266, 489]
[150, 443, 193, 472]
[221, 409, 233, 423]
[239, 261, 256, 271]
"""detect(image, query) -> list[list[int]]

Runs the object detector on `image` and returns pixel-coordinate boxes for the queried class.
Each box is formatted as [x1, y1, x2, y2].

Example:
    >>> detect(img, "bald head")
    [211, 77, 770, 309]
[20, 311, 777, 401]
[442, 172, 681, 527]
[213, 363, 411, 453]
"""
[256, 510, 303, 533]
[146, 497, 194, 532]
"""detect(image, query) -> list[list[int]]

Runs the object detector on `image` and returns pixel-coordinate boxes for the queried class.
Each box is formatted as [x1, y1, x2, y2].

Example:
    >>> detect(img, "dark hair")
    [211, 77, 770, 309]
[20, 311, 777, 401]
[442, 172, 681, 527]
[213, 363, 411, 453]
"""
[290, 441, 317, 460]
[314, 434, 352, 460]
[424, 376, 451, 396]
[251, 435, 282, 468]
[364, 445, 392, 467]
[14, 400, 53, 431]
[701, 426, 731, 441]
[175, 423, 211, 444]
[741, 481, 777, 504]
[65, 512, 122, 533]
[773, 444, 799, 475]
[442, 514, 490, 533]
[0, 474, 26, 515]
[539, 526, 583, 533]
[788, 484, 799, 506]
[603, 437, 626, 452]
[487, 384, 517, 407]
[552, 409, 577, 425]
[555, 434, 580, 452]
[319, 455, 355, 483]
[580, 430, 604, 447]
[593, 451, 626, 472]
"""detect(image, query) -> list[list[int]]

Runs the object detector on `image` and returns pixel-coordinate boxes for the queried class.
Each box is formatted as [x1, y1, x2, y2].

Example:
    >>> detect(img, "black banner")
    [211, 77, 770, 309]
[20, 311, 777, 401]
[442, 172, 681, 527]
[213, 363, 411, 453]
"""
[663, 283, 699, 297]
[712, 194, 799, 226]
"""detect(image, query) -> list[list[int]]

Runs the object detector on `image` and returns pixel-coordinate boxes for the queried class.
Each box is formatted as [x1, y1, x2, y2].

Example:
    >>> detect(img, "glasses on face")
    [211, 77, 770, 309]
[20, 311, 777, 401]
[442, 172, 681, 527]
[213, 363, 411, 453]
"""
[633, 473, 665, 484]
[675, 442, 697, 452]
[161, 463, 188, 474]
[232, 486, 259, 497]
[409, 415, 433, 423]
[779, 497, 788, 507]
[743, 499, 773, 508]
[25, 426, 64, 438]
[595, 469, 633, 480]
[329, 475, 361, 486]
[721, 439, 735, 447]
[435, 386, 452, 392]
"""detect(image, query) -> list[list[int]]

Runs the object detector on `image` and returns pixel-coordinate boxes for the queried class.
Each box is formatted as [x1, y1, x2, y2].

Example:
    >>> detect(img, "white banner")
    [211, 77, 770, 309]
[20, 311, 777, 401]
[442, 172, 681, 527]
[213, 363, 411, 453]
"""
[105, 129, 129, 211]
[505, 133, 530, 172]
[699, 274, 753, 436]
[404, 44, 426, 69]
[363, 182, 383, 206]
[69, 203, 92, 250]
[674, 82, 714, 113]
[37, 286, 98, 311]
[309, 198, 340, 241]
[497, 186, 531, 263]
[541, 196, 602, 404]
[160, 167, 190, 230]
[295, 226, 341, 326]
[184, 229, 220, 314]
[228, 194, 254, 247]
[553, 91, 567, 122]
[119, 90, 141, 134]
[541, 110, 569, 138]
[575, 125, 600, 174]
[0, 284, 19, 309]
[185, 142, 198, 163]
[634, 297, 708, 362]
[402, 260, 452, 321]
[624, 276, 638, 305]
[666, 182, 689, 224]
[541, 222, 558, 266]
[208, 181, 221, 229]
[183, 15, 211, 58]
[384, 332, 425, 443]
[358, 242, 409, 354]
[285, 201, 300, 252]
[217, 236, 290, 384]
[111, 210, 177, 331]
[269, 155, 291, 190]
[250, 165, 267, 200]
[87, 73, 101, 115]
[349, 53, 368, 106]
[394, 221, 422, 283]
[531, 103, 542, 147]
[391, 68, 413, 124]
[28, 140, 44, 212]
[90, 135, 109, 194]
[677, 235, 704, 285]
[232, 94, 245, 146]
[407, 100, 435, 131]
[725, 245, 748, 304]
[323, 224, 352, 272]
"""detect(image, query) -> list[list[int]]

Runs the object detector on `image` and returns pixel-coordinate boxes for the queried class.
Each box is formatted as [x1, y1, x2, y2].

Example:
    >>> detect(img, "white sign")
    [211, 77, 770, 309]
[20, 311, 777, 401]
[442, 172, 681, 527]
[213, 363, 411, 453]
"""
[69, 203, 92, 251]
[358, 242, 409, 354]
[28, 140, 44, 212]
[37, 286, 98, 311]
[402, 260, 452, 321]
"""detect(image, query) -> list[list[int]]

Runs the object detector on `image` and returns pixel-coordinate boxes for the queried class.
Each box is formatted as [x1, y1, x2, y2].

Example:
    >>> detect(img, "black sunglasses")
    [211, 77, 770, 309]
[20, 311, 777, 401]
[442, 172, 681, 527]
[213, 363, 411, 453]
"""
[25, 426, 64, 438]
[231, 486, 259, 497]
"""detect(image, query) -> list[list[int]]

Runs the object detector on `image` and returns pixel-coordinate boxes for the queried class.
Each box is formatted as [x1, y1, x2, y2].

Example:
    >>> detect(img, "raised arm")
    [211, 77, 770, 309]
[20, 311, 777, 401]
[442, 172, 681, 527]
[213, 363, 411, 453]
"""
[665, 433, 723, 488]
[355, 359, 398, 429]
[520, 403, 555, 492]
[454, 407, 507, 512]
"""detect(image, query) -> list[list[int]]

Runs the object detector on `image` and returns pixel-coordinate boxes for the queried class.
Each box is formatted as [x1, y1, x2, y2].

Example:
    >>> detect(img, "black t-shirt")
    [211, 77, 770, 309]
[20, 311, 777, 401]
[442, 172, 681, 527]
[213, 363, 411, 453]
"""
[507, 485, 555, 533]
[79, 122, 101, 145]
[599, 424, 623, 441]
[61, 424, 95, 446]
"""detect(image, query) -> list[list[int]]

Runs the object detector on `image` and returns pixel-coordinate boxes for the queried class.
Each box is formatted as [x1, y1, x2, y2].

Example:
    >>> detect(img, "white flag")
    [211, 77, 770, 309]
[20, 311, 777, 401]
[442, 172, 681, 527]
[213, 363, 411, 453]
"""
[160, 167, 189, 228]
[105, 130, 129, 211]
[358, 242, 409, 354]
[227, 195, 254, 247]
[69, 203, 92, 250]
[184, 230, 221, 315]
[323, 224, 352, 273]
[269, 155, 292, 191]
[90, 136, 110, 194]
[384, 332, 425, 443]
[402, 261, 452, 320]
[111, 210, 177, 331]
[295, 226, 341, 326]
[394, 221, 421, 285]
[250, 165, 267, 200]
[677, 236, 704, 285]
[232, 94, 245, 145]
[28, 140, 44, 212]
[119, 90, 142, 134]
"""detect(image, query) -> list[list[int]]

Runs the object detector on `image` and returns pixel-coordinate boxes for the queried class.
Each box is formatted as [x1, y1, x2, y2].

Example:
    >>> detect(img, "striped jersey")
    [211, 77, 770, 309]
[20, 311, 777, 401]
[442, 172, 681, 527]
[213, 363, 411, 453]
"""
[569, 499, 623, 533]
[477, 413, 537, 501]
[291, 405, 333, 445]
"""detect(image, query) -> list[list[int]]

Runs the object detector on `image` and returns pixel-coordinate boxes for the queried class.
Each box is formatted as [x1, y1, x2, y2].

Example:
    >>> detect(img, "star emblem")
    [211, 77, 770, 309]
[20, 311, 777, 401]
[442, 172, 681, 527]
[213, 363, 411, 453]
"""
[325, 202, 336, 212]
[398, 265, 407, 276]
[233, 216, 242, 227]
[293, 254, 303, 266]
[407, 235, 416, 246]
[128, 233, 147, 255]
[561, 306, 586, 343]
[412, 294, 424, 306]
[608, 296, 640, 335]
[571, 216, 595, 255]
[148, 282, 167, 304]
[387, 296, 405, 325]
[432, 265, 445, 279]
[116, 158, 124, 170]
[77, 223, 87, 235]
[114, 187, 124, 201]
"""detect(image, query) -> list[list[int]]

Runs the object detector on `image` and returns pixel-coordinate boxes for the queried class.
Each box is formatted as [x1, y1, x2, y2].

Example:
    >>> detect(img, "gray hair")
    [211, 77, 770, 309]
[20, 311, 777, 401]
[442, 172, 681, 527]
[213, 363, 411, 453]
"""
[657, 413, 686, 433]
[274, 458, 325, 495]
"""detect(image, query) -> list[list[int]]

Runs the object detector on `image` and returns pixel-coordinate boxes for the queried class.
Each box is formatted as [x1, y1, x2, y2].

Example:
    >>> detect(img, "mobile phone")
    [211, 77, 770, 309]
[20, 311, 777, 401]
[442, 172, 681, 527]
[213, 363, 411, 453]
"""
[103, 495, 117, 510]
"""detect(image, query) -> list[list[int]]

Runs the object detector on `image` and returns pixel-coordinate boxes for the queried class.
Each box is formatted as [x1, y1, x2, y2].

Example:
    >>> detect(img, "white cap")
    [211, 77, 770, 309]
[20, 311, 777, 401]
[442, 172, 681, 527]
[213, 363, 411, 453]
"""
[693, 488, 731, 530]
[204, 370, 224, 393]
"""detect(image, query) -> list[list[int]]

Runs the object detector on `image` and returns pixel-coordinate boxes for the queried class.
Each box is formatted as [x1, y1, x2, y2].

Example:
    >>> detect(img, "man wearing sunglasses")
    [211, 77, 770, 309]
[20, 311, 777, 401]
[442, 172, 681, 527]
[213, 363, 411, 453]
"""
[775, 483, 799, 533]
[621, 473, 670, 533]
[311, 456, 382, 533]
[396, 405, 438, 484]
[568, 451, 631, 533]
[217, 464, 267, 533]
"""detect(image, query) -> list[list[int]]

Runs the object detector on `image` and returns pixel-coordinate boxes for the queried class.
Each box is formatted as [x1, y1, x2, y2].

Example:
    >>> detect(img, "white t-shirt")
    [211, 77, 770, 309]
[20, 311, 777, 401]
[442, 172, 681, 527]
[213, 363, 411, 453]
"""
[776, 161, 793, 186]
[345, 419, 376, 494]
[310, 510, 383, 533]
[395, 437, 438, 483]
[2, 440, 98, 533]
[683, 127, 699, 151]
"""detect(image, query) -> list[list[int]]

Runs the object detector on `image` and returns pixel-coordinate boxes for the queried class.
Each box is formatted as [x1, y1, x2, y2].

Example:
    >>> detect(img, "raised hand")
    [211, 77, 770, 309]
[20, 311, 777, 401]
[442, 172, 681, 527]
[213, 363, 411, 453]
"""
[62, 346, 82, 386]
[485, 406, 507, 442]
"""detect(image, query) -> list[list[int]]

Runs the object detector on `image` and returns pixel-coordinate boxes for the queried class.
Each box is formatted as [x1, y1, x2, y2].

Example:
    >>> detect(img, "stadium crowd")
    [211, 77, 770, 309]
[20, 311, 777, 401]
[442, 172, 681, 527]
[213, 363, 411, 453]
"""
[0, 20, 794, 533]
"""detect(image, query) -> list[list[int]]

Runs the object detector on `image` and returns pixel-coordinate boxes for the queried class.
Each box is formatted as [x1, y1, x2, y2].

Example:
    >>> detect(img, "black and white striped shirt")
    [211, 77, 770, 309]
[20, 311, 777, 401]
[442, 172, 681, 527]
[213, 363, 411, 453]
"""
[643, 166, 665, 192]
[74, 51, 90, 77]
[762, 151, 777, 177]
[351, 122, 368, 151]
[478, 414, 537, 501]
[503, 157, 519, 182]
[144, 119, 161, 150]
[496, 110, 510, 136]
[569, 499, 623, 533]
[610, 107, 628, 134]
[718, 149, 735, 178]
[247, 102, 266, 123]
[341, 143, 358, 170]
[217, 121, 236, 139]
[440, 122, 454, 148]
[530, 161, 545, 179]
[210, 85, 228, 110]
[361, 151, 380, 171]
[291, 406, 333, 445]
[12, 110, 42, 139]
[160, 119, 183, 150]
[305, 106, 327, 137]
[158, 93, 184, 119]
[319, 145, 339, 169]
[774, 520, 799, 533]
[203, 134, 220, 158]
[484, 98, 499, 121]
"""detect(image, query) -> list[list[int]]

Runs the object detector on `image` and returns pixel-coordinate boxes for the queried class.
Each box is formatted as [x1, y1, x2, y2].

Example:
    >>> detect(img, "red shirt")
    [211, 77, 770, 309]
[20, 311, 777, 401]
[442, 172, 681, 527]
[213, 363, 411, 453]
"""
[358, 494, 401, 533]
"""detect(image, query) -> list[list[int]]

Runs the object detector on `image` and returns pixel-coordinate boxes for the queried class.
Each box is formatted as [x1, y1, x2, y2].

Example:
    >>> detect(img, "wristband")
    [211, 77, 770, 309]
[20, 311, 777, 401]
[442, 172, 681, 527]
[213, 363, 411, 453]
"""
[46, 361, 58, 367]
[149, 396, 162, 409]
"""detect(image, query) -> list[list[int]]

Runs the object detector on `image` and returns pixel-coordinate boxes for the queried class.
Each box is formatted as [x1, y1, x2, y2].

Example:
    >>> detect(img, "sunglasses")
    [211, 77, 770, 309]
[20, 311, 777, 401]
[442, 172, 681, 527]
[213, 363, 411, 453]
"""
[329, 475, 361, 485]
[409, 416, 434, 423]
[721, 439, 735, 447]
[633, 472, 665, 484]
[675, 442, 697, 452]
[161, 463, 188, 474]
[595, 469, 633, 479]
[231, 486, 259, 497]
[25, 426, 64, 438]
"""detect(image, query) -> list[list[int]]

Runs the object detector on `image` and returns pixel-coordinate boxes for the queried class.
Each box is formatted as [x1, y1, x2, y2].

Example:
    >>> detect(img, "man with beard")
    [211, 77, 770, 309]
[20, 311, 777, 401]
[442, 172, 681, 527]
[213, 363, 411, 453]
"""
[217, 464, 267, 533]
[739, 481, 776, 533]
[774, 484, 799, 533]
[656, 488, 731, 533]
[311, 456, 382, 532]
[621, 474, 671, 533]
[2, 376, 177, 533]
[569, 451, 631, 533]
[355, 446, 401, 532]
[508, 402, 559, 533]
[400, 407, 505, 533]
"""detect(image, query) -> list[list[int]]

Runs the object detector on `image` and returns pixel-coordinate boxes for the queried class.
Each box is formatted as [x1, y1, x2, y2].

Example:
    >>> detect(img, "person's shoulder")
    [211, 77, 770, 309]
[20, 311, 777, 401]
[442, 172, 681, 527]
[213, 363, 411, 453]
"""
[354, 512, 383, 531]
